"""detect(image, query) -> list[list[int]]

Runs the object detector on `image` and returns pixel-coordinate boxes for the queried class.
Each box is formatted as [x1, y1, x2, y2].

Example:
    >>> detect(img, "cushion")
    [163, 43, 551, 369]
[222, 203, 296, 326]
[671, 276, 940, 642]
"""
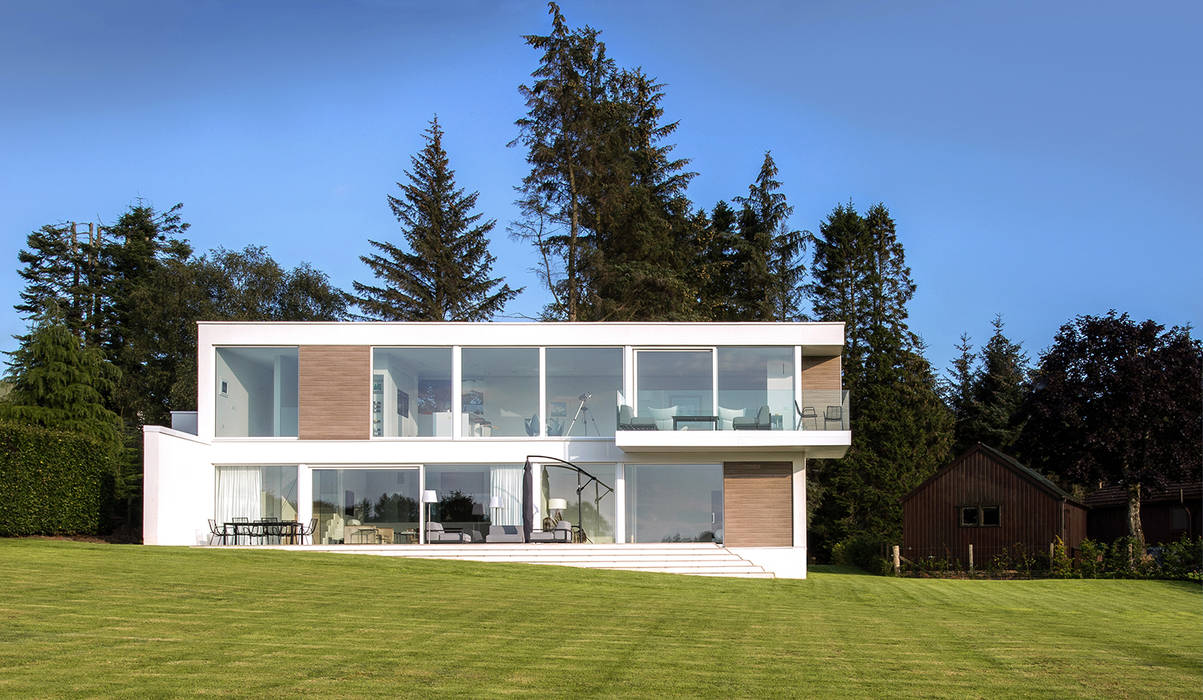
[646, 405, 678, 431]
[717, 406, 745, 431]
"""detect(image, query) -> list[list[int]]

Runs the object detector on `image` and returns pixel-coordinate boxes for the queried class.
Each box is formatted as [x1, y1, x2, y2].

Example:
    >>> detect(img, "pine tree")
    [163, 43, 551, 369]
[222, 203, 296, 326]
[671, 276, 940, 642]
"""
[355, 117, 517, 321]
[942, 333, 978, 454]
[806, 201, 952, 558]
[732, 152, 805, 321]
[964, 315, 1028, 451]
[1, 313, 123, 451]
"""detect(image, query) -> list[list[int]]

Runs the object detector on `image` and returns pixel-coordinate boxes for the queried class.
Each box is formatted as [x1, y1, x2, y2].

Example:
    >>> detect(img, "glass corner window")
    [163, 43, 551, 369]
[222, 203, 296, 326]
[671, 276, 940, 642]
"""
[215, 347, 298, 437]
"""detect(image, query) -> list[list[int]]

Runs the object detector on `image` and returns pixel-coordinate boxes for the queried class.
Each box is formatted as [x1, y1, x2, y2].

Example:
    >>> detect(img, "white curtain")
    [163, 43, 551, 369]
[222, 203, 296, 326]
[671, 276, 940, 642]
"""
[489, 466, 523, 526]
[216, 467, 263, 523]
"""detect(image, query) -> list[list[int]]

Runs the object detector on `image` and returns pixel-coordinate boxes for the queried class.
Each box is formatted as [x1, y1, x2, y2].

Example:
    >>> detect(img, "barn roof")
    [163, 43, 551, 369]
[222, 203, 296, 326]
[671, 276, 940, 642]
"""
[1083, 481, 1203, 508]
[901, 443, 1078, 504]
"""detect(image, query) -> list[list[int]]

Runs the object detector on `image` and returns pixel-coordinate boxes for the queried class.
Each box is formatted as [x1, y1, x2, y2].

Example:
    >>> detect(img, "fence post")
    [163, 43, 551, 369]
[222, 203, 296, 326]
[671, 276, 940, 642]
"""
[892, 545, 900, 576]
[969, 544, 974, 573]
[1049, 541, 1055, 564]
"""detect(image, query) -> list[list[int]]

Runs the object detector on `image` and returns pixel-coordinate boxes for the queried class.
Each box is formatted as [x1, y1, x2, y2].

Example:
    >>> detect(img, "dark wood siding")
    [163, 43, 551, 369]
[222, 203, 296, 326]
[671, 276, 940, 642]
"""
[723, 462, 792, 547]
[298, 345, 370, 440]
[902, 449, 1086, 561]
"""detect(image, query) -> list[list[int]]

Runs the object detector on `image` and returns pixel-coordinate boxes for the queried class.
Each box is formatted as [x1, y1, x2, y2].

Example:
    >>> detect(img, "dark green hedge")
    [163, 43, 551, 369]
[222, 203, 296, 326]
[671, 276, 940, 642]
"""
[0, 420, 116, 536]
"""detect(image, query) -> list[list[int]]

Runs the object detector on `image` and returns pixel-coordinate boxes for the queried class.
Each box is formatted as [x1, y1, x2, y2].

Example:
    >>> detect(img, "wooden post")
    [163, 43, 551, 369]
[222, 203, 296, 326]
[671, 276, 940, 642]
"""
[892, 545, 900, 576]
[1050, 541, 1055, 562]
[969, 544, 974, 573]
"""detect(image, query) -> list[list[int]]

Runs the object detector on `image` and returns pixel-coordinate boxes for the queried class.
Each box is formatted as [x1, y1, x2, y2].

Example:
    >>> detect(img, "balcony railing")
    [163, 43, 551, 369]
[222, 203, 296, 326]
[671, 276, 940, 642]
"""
[617, 390, 850, 432]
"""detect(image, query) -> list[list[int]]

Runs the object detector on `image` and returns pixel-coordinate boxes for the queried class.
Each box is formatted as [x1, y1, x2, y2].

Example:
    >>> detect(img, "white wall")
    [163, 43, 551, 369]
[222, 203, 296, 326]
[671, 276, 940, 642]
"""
[143, 426, 215, 546]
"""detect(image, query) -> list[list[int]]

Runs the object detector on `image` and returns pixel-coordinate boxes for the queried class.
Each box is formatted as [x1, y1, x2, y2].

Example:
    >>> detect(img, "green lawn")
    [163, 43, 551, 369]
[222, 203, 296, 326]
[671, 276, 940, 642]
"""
[0, 540, 1198, 697]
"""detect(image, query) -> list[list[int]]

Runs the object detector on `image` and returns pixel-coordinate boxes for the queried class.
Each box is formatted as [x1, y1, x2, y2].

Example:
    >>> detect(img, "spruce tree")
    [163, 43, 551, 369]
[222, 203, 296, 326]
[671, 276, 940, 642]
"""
[964, 315, 1029, 451]
[806, 201, 952, 558]
[355, 117, 517, 321]
[732, 152, 805, 321]
[942, 333, 978, 454]
[1, 313, 123, 451]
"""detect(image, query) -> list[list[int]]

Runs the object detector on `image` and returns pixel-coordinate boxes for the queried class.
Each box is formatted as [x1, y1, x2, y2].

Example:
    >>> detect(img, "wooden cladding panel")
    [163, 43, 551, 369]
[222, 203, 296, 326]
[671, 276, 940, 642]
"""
[801, 355, 841, 390]
[299, 345, 369, 440]
[723, 462, 792, 547]
[902, 450, 1087, 560]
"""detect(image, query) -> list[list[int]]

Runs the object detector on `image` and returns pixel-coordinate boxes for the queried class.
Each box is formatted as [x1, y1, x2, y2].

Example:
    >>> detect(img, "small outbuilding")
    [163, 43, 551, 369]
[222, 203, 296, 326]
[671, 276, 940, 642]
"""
[1084, 481, 1201, 544]
[901, 443, 1087, 563]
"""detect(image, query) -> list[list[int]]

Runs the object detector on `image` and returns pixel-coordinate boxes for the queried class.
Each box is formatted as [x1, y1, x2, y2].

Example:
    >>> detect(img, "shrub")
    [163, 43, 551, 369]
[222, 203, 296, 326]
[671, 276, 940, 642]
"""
[1077, 538, 1106, 578]
[1050, 537, 1075, 578]
[833, 533, 890, 574]
[1155, 535, 1203, 581]
[0, 420, 117, 536]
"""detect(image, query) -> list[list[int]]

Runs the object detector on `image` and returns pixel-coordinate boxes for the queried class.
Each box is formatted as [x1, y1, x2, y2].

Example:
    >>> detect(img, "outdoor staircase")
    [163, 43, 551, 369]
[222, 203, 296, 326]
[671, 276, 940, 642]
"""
[284, 542, 775, 578]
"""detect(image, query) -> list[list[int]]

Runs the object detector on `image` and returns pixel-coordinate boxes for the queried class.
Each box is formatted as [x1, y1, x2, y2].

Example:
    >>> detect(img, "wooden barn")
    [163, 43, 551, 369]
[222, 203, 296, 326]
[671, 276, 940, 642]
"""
[901, 444, 1087, 563]
[1084, 481, 1202, 544]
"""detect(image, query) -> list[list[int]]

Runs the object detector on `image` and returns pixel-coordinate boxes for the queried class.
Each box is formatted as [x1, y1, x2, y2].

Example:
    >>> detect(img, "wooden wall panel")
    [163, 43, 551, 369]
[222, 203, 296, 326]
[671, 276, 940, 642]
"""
[902, 450, 1069, 560]
[801, 355, 841, 390]
[299, 345, 370, 440]
[723, 462, 792, 547]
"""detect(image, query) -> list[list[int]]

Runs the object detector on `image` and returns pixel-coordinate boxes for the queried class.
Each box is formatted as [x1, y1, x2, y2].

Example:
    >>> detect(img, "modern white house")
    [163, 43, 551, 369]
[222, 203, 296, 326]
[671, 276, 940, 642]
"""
[143, 321, 850, 578]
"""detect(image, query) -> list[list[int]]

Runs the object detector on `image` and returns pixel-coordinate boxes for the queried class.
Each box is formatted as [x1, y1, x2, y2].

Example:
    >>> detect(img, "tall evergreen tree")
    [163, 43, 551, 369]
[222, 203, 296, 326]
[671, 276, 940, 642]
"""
[14, 222, 107, 344]
[732, 152, 805, 321]
[806, 201, 952, 558]
[512, 3, 697, 321]
[355, 117, 517, 321]
[965, 315, 1029, 451]
[942, 333, 978, 453]
[1, 313, 123, 452]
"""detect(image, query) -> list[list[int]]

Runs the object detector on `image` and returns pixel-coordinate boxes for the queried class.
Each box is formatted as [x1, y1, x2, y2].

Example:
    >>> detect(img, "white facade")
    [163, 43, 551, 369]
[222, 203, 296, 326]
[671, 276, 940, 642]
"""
[143, 321, 850, 578]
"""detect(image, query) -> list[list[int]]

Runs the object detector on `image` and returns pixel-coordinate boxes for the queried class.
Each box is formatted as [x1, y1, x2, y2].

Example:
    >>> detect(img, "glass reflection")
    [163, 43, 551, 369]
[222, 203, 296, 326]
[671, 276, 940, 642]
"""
[625, 464, 723, 543]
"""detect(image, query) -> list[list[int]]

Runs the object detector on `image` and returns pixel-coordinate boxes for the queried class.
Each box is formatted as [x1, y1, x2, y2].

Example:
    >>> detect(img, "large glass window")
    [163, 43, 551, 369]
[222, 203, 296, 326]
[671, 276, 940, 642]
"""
[546, 348, 622, 437]
[311, 469, 420, 544]
[717, 347, 795, 430]
[625, 464, 723, 543]
[543, 463, 616, 543]
[425, 464, 524, 542]
[635, 350, 713, 429]
[215, 347, 298, 437]
[461, 348, 538, 437]
[372, 348, 452, 437]
[215, 466, 298, 523]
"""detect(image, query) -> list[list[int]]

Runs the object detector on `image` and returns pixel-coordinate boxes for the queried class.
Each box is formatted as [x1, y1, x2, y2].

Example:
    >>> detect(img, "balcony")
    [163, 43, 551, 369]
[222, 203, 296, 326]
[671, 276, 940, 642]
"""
[614, 390, 850, 457]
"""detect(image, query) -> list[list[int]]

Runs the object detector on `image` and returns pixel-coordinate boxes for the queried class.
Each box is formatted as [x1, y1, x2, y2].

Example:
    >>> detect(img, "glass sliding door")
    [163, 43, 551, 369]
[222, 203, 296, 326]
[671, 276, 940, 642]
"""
[625, 464, 723, 543]
[425, 464, 524, 542]
[545, 348, 622, 437]
[634, 350, 713, 429]
[215, 466, 299, 523]
[311, 469, 420, 544]
[372, 348, 453, 437]
[461, 348, 539, 437]
[215, 347, 298, 437]
[543, 463, 616, 543]
[717, 347, 795, 430]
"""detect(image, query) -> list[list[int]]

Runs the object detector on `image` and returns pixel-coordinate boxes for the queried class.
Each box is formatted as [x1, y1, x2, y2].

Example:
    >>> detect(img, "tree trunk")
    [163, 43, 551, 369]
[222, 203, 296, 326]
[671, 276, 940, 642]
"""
[566, 167, 579, 322]
[1126, 482, 1145, 554]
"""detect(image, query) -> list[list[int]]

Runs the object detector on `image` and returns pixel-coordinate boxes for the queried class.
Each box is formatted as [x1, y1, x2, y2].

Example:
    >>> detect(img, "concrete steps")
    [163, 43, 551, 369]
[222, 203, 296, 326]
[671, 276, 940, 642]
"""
[258, 542, 774, 578]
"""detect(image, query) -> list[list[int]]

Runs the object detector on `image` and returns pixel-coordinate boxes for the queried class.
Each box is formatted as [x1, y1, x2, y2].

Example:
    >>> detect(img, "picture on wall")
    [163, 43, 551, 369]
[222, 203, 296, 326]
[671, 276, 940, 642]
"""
[418, 379, 450, 415]
[397, 390, 409, 418]
[462, 390, 484, 415]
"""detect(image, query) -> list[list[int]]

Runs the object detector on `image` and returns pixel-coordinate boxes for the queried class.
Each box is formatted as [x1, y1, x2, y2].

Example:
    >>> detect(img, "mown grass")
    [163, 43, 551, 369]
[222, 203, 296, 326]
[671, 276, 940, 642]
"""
[0, 539, 1198, 698]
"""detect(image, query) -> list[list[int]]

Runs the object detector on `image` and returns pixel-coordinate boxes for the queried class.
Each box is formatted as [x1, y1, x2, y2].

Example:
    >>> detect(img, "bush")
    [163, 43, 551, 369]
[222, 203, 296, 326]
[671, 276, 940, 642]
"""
[1154, 535, 1203, 581]
[1077, 538, 1105, 578]
[833, 534, 890, 574]
[0, 420, 117, 536]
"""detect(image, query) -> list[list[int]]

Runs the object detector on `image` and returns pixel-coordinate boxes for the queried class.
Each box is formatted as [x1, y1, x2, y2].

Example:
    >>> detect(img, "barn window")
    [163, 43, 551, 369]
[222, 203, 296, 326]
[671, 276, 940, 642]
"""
[959, 505, 1000, 527]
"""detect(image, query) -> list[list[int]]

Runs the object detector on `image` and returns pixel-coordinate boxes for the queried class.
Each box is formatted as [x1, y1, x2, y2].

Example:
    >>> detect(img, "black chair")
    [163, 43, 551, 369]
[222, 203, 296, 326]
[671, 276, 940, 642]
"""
[795, 401, 818, 430]
[207, 519, 228, 546]
[297, 518, 317, 545]
[232, 516, 251, 545]
[825, 405, 843, 430]
[733, 405, 771, 430]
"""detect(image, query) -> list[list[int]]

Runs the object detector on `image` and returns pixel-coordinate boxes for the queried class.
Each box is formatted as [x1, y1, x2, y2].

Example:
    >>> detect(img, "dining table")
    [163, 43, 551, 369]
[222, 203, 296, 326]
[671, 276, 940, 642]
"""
[224, 520, 301, 545]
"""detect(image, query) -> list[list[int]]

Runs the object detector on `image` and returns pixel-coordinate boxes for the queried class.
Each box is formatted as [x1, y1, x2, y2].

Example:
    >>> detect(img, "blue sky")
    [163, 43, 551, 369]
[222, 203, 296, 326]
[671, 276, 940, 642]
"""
[2, 0, 1200, 374]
